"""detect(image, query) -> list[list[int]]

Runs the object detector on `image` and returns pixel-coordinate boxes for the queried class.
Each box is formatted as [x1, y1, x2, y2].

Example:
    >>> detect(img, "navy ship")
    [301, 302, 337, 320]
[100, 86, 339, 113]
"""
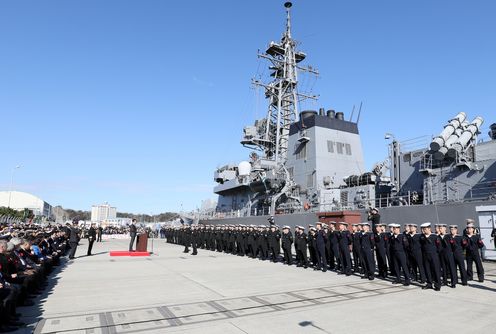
[198, 2, 496, 259]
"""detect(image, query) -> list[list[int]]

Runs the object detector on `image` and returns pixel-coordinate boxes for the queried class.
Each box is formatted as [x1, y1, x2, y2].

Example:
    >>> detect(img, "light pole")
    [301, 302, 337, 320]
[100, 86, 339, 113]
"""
[8, 165, 21, 208]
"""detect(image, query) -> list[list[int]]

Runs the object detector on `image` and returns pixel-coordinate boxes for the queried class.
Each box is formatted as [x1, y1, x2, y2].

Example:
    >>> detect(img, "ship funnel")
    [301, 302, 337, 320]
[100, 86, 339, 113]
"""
[447, 116, 484, 158]
[430, 112, 466, 152]
[326, 109, 336, 118]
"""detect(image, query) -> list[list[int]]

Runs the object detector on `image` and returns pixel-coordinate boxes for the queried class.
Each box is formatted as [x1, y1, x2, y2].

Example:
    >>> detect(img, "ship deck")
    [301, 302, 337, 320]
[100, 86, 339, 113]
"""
[17, 238, 496, 334]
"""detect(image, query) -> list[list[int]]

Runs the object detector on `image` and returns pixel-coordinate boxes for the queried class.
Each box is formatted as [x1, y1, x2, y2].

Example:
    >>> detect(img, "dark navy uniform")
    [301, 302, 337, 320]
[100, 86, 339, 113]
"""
[315, 227, 328, 271]
[359, 229, 375, 280]
[337, 228, 353, 275]
[390, 232, 411, 285]
[420, 232, 441, 290]
[295, 229, 309, 268]
[450, 230, 468, 285]
[438, 233, 457, 287]
[463, 234, 484, 282]
[374, 231, 388, 278]
[281, 228, 293, 265]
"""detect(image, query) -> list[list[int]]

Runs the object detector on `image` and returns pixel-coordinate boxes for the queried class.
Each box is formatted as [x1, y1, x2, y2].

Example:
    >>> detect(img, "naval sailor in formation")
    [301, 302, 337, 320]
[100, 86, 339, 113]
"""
[164, 216, 486, 291]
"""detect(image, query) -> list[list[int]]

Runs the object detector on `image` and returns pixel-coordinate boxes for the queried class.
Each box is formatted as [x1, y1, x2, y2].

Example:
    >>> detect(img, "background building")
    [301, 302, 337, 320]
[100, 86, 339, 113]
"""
[0, 191, 53, 219]
[91, 202, 117, 222]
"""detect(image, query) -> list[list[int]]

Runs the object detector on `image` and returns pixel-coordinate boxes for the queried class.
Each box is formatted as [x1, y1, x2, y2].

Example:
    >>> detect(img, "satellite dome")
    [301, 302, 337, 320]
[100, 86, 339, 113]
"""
[238, 161, 251, 176]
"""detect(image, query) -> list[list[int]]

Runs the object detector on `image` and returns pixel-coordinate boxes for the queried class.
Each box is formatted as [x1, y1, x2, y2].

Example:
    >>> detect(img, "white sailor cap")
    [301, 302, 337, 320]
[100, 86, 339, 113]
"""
[315, 221, 322, 225]
[339, 222, 348, 226]
[329, 221, 337, 225]
[438, 223, 447, 227]
[323, 224, 329, 229]
[298, 226, 305, 230]
[420, 222, 432, 228]
[308, 224, 314, 227]
[408, 224, 418, 228]
[449, 225, 458, 229]
[466, 223, 475, 228]
[283, 225, 290, 229]
[310, 227, 317, 231]
[387, 223, 395, 227]
[390, 223, 401, 228]
[361, 222, 370, 226]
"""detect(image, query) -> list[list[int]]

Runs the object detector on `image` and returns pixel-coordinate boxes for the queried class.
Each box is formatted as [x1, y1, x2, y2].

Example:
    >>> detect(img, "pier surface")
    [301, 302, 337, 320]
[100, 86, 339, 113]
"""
[16, 238, 496, 333]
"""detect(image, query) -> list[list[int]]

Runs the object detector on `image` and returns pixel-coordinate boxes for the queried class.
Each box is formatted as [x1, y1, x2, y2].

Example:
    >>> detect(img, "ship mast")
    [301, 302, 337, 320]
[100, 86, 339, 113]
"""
[247, 1, 318, 165]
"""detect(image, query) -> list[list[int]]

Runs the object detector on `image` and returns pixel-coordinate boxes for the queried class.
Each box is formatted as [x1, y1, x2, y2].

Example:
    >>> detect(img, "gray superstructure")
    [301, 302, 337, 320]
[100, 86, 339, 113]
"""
[201, 2, 496, 258]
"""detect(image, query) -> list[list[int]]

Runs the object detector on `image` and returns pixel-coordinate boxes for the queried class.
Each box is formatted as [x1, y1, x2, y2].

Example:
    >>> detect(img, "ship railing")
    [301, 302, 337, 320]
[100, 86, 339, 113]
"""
[461, 179, 496, 202]
[374, 192, 415, 209]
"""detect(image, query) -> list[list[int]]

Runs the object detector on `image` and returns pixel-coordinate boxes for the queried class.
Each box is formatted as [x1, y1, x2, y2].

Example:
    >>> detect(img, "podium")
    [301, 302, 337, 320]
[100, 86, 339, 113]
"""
[136, 232, 148, 252]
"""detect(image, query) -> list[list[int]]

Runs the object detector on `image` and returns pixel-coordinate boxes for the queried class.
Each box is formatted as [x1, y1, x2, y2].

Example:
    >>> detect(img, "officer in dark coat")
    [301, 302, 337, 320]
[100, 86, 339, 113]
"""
[359, 222, 375, 280]
[268, 225, 281, 262]
[351, 224, 363, 274]
[307, 225, 317, 267]
[463, 223, 484, 282]
[260, 226, 269, 260]
[337, 222, 353, 276]
[247, 226, 256, 258]
[390, 223, 411, 286]
[449, 225, 468, 285]
[314, 223, 327, 272]
[295, 226, 309, 268]
[281, 226, 293, 265]
[420, 222, 442, 291]
[328, 222, 340, 270]
[437, 224, 457, 287]
[368, 208, 381, 231]
[191, 225, 199, 255]
[87, 223, 96, 256]
[374, 223, 388, 278]
[68, 220, 80, 259]
[182, 225, 191, 253]
[129, 219, 137, 251]
[406, 224, 426, 283]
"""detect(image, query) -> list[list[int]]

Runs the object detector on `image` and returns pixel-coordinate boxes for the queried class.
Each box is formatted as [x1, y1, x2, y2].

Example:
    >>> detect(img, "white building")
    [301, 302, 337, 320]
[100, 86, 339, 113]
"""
[91, 202, 117, 222]
[0, 191, 53, 219]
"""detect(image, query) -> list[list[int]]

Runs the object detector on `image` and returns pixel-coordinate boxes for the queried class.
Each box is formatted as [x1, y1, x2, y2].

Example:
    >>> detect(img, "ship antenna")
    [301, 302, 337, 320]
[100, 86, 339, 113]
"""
[284, 2, 292, 39]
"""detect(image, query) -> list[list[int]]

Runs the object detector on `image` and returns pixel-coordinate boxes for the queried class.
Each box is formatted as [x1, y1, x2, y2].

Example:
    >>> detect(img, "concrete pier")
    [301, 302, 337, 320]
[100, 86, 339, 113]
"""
[16, 238, 496, 333]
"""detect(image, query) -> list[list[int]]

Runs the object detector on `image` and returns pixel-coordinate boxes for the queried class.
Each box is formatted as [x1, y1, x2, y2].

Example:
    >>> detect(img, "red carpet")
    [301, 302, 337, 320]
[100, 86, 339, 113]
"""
[109, 251, 150, 257]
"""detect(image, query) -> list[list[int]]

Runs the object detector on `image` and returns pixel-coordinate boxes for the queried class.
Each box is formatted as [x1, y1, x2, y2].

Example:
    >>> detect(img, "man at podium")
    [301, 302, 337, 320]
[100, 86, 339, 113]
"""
[129, 219, 137, 251]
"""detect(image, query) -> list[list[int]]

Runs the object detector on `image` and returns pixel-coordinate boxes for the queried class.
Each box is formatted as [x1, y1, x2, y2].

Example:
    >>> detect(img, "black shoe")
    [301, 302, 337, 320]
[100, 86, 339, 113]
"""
[462, 282, 468, 286]
[404, 282, 410, 286]
[392, 281, 401, 284]
[191, 253, 197, 255]
[422, 285, 432, 290]
[434, 286, 441, 291]
[368, 276, 374, 281]
[361, 276, 367, 279]
[478, 278, 484, 283]
[450, 284, 456, 288]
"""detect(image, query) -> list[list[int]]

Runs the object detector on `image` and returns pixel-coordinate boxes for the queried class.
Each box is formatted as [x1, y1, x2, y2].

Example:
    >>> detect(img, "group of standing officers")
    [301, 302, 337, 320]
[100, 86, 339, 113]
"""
[164, 217, 486, 291]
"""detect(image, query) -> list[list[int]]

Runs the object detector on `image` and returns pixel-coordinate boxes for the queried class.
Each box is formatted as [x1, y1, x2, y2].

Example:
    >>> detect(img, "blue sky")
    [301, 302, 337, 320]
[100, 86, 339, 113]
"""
[1, 0, 495, 213]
